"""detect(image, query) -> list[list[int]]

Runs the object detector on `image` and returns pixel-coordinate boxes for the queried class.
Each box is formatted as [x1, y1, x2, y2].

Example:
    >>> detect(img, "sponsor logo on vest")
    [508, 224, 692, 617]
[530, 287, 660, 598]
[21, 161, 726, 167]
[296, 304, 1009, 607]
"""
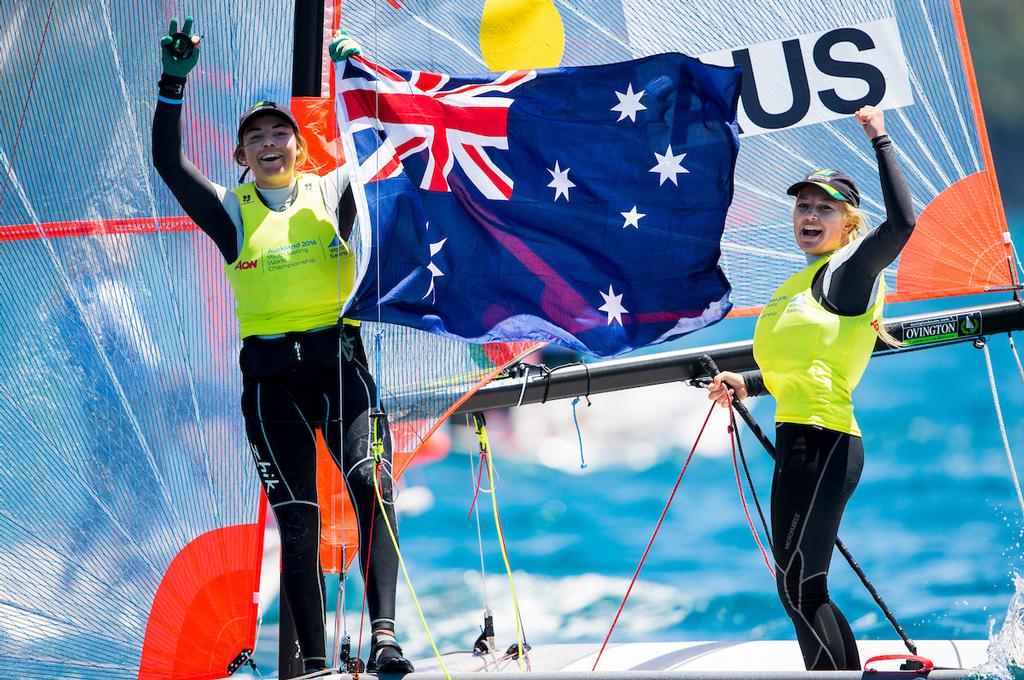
[235, 259, 258, 270]
[784, 292, 809, 313]
[267, 239, 318, 255]
[328, 233, 349, 257]
[900, 312, 982, 346]
[242, 194, 253, 204]
[698, 18, 913, 136]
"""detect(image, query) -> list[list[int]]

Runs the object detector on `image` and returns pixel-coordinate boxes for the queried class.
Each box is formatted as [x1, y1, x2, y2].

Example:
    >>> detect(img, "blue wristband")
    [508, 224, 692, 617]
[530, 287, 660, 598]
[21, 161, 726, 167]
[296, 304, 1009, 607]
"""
[157, 94, 184, 105]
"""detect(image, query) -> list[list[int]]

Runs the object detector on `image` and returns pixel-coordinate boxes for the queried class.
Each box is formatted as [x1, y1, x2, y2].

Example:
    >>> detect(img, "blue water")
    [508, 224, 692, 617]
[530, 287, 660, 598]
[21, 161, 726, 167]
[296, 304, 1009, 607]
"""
[249, 214, 1024, 675]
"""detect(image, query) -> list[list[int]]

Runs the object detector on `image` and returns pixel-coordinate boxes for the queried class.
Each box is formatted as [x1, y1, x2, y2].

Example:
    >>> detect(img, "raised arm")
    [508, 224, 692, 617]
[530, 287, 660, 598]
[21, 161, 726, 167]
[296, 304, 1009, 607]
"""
[151, 16, 241, 263]
[815, 106, 917, 316]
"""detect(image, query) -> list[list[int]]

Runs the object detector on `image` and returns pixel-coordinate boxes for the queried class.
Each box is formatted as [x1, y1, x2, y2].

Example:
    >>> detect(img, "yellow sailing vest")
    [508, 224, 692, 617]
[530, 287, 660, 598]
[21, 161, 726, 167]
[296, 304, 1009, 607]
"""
[752, 255, 885, 436]
[225, 174, 357, 338]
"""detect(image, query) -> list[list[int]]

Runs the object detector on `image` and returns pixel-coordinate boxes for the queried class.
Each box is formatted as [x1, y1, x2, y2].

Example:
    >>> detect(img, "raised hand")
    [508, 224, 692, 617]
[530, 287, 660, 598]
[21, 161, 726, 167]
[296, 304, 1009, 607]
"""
[855, 105, 886, 140]
[160, 15, 201, 78]
[328, 29, 361, 62]
[706, 371, 748, 409]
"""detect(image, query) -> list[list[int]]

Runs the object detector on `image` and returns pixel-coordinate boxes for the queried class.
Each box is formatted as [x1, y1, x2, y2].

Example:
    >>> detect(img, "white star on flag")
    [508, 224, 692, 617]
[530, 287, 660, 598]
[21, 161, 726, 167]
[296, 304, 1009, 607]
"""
[620, 206, 645, 229]
[611, 83, 647, 122]
[650, 145, 688, 186]
[422, 222, 447, 301]
[598, 284, 628, 326]
[547, 161, 575, 202]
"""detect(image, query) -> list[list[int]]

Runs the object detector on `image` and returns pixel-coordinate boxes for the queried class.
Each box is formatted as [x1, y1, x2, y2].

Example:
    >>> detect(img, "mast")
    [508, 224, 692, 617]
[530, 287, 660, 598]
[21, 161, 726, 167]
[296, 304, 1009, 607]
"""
[454, 299, 1024, 413]
[278, 4, 329, 678]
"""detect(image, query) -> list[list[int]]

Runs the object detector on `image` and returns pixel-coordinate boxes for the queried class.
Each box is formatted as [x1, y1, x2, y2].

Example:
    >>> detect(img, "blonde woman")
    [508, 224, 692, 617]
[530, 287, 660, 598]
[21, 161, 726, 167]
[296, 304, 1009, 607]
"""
[708, 106, 915, 670]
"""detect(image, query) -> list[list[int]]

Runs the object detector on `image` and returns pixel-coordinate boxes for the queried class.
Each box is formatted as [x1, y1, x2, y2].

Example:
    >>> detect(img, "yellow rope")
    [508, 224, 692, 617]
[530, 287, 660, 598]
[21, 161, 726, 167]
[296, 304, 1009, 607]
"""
[474, 414, 528, 671]
[370, 412, 451, 680]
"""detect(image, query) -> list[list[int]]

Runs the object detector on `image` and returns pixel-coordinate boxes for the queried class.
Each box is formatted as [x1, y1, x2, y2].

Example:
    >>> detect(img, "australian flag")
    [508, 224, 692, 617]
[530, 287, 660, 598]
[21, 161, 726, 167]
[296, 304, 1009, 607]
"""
[337, 53, 741, 357]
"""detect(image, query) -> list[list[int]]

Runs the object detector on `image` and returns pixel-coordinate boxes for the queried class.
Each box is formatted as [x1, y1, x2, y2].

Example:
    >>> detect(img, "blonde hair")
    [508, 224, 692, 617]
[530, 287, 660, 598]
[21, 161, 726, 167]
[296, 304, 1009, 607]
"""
[840, 202, 902, 348]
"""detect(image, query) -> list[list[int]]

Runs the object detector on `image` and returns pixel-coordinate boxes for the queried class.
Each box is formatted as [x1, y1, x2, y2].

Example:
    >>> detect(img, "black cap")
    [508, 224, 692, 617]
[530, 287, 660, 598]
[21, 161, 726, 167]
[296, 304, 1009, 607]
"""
[237, 100, 299, 144]
[786, 169, 860, 208]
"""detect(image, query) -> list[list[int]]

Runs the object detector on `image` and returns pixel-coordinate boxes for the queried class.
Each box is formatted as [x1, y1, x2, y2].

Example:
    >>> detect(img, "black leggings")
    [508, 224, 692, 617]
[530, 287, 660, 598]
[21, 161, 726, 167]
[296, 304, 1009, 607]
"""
[240, 324, 399, 670]
[771, 423, 864, 671]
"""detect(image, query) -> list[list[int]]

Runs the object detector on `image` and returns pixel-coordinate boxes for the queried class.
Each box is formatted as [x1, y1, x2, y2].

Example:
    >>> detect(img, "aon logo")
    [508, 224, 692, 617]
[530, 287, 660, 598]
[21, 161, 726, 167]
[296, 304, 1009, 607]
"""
[235, 259, 258, 270]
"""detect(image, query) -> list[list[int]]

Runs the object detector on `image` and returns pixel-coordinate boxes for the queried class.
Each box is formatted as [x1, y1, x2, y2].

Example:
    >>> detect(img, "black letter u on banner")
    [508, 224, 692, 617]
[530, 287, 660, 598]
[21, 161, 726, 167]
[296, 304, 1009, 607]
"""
[732, 39, 810, 131]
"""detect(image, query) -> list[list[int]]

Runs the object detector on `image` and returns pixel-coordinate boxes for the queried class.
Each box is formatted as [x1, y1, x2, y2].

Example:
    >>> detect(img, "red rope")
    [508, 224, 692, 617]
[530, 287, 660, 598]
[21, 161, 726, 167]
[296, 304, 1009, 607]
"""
[467, 450, 487, 518]
[0, 1, 56, 213]
[591, 402, 717, 671]
[728, 403, 775, 578]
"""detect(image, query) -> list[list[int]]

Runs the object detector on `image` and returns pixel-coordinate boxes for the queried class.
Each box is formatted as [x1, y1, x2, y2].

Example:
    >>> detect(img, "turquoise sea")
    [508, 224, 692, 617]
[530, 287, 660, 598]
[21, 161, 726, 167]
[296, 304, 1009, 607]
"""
[251, 213, 1024, 675]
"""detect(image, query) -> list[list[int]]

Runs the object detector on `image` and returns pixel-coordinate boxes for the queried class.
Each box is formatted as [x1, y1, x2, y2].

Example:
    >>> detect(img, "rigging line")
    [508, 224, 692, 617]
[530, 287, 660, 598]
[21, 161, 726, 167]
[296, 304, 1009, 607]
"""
[328, 1, 353, 650]
[592, 402, 716, 672]
[466, 442, 490, 518]
[334, 547, 350, 666]
[914, 0, 981, 171]
[571, 396, 589, 469]
[98, 0, 223, 531]
[728, 403, 774, 576]
[473, 414, 529, 671]
[467, 428, 491, 612]
[370, 413, 452, 679]
[356, 462, 378, 675]
[1009, 238, 1024, 283]
[981, 339, 1024, 520]
[515, 364, 532, 408]
[731, 410, 773, 552]
[0, 0, 55, 213]
[1008, 334, 1024, 386]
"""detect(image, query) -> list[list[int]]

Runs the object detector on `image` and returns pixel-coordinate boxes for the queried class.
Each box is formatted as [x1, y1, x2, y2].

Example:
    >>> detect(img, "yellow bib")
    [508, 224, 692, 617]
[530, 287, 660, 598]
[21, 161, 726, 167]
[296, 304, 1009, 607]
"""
[752, 256, 884, 436]
[225, 174, 356, 338]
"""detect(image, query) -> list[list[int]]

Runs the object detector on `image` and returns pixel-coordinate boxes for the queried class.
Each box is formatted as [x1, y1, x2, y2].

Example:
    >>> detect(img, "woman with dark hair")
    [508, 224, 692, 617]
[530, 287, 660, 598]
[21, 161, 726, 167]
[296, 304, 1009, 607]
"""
[707, 105, 915, 671]
[152, 17, 413, 675]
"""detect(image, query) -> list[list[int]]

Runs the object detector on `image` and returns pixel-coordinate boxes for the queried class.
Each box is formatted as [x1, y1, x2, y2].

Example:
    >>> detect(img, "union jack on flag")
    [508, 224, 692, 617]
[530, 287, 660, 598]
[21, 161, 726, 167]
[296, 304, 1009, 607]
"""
[340, 58, 533, 199]
[338, 53, 741, 357]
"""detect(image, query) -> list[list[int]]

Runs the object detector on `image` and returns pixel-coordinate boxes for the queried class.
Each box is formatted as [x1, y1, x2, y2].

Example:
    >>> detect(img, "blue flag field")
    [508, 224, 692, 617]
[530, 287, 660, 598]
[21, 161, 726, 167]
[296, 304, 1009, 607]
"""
[337, 53, 741, 357]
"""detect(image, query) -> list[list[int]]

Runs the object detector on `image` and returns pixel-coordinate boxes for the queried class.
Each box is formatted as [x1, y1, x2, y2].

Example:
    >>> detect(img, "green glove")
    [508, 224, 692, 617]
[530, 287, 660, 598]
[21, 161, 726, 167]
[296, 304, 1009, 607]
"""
[328, 29, 361, 62]
[160, 15, 201, 78]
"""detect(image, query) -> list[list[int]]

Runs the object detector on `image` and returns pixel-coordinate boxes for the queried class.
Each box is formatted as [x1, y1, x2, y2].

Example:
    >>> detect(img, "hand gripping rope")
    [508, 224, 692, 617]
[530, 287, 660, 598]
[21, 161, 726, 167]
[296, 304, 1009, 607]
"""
[693, 354, 923, 666]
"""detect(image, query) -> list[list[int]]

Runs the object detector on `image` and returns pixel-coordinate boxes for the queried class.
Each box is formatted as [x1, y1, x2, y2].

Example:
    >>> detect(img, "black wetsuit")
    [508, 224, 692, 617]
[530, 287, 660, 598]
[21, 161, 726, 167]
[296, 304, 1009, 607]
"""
[153, 80, 398, 673]
[742, 135, 915, 671]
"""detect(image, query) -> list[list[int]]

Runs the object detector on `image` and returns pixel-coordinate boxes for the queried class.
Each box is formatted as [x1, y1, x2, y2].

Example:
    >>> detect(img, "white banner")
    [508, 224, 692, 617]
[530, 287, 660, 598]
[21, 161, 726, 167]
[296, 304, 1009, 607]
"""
[699, 17, 913, 136]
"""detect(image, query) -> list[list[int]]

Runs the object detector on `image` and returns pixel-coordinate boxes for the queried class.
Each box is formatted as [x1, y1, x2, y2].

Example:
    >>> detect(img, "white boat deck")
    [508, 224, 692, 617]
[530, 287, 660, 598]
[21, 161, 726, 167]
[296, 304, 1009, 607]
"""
[247, 639, 989, 679]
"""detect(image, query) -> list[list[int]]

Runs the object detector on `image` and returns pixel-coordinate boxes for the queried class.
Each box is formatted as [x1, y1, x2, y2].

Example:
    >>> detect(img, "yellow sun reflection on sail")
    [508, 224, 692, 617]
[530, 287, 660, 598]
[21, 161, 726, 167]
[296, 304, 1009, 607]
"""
[479, 0, 565, 70]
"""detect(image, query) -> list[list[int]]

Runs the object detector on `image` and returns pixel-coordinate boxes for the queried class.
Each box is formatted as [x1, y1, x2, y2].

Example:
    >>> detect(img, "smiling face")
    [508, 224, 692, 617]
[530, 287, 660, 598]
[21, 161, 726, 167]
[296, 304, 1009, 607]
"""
[791, 185, 852, 255]
[236, 113, 305, 189]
